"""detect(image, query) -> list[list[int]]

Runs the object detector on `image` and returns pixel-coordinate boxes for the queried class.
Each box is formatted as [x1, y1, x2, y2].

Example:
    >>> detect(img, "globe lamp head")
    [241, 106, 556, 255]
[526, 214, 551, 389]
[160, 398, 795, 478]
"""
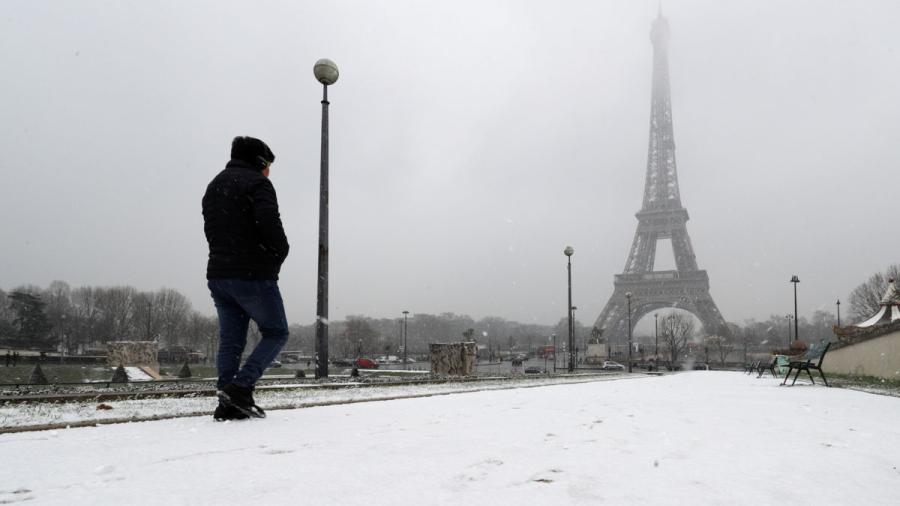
[314, 58, 339, 85]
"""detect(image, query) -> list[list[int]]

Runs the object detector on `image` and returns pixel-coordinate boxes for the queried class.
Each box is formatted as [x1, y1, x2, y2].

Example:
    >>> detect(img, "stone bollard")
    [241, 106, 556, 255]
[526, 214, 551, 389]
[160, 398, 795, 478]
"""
[111, 365, 129, 383]
[177, 362, 192, 379]
[29, 363, 48, 385]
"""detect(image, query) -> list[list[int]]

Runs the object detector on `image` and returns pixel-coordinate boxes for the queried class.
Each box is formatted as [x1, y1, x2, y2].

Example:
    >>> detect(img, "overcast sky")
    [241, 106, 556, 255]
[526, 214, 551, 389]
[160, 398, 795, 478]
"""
[1, 0, 898, 330]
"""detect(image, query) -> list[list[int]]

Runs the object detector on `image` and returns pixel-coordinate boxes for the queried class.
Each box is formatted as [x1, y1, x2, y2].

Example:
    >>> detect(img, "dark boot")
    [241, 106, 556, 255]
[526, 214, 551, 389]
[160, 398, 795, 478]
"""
[218, 383, 266, 418]
[213, 402, 249, 422]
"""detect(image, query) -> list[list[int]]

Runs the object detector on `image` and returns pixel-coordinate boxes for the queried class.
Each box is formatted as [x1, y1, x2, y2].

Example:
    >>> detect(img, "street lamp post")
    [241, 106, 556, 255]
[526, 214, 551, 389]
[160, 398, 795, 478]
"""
[402, 310, 409, 370]
[397, 318, 402, 361]
[552, 333, 557, 373]
[571, 306, 578, 369]
[836, 299, 841, 326]
[790, 275, 800, 342]
[626, 292, 633, 373]
[544, 335, 550, 373]
[313, 58, 339, 379]
[564, 246, 575, 373]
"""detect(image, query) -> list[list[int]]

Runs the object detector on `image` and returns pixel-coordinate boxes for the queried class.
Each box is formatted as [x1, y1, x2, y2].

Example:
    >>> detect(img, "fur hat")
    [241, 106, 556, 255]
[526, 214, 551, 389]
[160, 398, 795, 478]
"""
[231, 136, 275, 170]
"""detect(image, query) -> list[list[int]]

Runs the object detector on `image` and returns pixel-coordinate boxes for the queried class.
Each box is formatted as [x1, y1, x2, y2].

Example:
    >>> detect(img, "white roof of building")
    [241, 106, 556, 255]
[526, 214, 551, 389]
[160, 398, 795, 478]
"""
[855, 279, 900, 328]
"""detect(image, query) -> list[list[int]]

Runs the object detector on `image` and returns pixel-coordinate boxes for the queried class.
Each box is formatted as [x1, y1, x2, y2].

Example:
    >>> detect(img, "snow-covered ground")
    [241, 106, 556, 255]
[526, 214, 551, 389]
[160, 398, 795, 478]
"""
[2, 372, 898, 505]
[0, 375, 622, 429]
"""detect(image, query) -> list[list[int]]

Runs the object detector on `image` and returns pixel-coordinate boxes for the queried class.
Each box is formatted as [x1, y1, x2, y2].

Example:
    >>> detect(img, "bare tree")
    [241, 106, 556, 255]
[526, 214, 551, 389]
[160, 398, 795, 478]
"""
[70, 286, 102, 349]
[343, 316, 380, 358]
[154, 288, 191, 343]
[807, 309, 836, 341]
[132, 291, 164, 341]
[44, 281, 73, 354]
[183, 312, 218, 363]
[849, 264, 900, 322]
[705, 334, 734, 367]
[95, 286, 139, 341]
[661, 313, 694, 365]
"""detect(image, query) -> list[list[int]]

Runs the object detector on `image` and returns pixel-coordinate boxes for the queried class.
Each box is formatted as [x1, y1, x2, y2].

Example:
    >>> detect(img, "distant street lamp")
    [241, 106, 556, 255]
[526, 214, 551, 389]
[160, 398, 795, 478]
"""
[313, 58, 339, 379]
[654, 313, 659, 364]
[836, 299, 841, 326]
[402, 310, 409, 369]
[564, 246, 575, 373]
[785, 314, 793, 348]
[790, 275, 800, 342]
[626, 292, 633, 373]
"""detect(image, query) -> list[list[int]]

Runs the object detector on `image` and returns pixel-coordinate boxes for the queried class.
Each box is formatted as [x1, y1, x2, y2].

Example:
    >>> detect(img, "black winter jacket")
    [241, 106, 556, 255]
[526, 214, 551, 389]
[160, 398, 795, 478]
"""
[203, 160, 289, 280]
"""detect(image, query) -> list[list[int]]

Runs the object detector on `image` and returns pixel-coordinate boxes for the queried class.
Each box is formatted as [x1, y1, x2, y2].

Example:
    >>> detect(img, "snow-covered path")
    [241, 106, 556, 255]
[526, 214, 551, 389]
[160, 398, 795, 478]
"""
[2, 372, 898, 505]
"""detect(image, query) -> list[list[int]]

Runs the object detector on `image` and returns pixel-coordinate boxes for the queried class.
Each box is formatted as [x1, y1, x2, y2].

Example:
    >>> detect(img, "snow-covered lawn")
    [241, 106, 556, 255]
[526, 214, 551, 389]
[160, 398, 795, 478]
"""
[2, 372, 898, 505]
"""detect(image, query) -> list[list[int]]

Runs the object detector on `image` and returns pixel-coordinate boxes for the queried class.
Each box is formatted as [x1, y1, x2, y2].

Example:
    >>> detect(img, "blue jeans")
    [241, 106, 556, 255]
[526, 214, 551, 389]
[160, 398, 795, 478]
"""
[208, 279, 289, 390]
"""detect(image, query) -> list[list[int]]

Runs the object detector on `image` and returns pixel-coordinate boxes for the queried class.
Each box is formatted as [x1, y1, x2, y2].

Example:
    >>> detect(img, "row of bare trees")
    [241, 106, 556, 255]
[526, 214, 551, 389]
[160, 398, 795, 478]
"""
[322, 313, 561, 360]
[2, 264, 895, 362]
[0, 281, 218, 354]
[0, 284, 571, 360]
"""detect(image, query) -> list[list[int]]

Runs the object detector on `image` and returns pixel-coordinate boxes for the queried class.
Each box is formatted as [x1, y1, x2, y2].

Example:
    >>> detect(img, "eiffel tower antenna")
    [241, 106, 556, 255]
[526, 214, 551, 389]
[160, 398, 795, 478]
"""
[593, 14, 728, 359]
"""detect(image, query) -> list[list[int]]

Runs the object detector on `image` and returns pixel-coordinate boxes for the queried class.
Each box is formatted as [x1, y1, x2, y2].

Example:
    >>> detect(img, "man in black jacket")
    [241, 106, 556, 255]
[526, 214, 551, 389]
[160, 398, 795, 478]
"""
[203, 136, 289, 420]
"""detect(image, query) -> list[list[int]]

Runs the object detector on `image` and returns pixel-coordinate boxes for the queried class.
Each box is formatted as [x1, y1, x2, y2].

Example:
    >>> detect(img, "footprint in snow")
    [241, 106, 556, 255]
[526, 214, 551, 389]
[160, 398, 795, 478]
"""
[264, 449, 296, 455]
[0, 488, 34, 504]
[453, 458, 504, 484]
[530, 468, 563, 484]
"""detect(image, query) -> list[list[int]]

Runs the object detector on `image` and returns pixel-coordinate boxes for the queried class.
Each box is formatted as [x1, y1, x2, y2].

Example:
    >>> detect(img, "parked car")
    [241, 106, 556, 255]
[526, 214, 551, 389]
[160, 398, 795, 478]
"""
[524, 366, 545, 374]
[355, 357, 379, 369]
[600, 360, 626, 371]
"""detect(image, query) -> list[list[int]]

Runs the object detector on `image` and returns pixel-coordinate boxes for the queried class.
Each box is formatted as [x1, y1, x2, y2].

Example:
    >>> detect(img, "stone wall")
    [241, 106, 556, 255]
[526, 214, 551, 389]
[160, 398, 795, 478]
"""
[107, 341, 159, 371]
[430, 342, 477, 376]
[822, 329, 900, 380]
[584, 343, 608, 364]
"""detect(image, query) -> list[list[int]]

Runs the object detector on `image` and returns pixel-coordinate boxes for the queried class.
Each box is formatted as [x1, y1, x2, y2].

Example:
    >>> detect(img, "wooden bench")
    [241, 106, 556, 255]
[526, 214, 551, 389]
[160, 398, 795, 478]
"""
[782, 342, 832, 387]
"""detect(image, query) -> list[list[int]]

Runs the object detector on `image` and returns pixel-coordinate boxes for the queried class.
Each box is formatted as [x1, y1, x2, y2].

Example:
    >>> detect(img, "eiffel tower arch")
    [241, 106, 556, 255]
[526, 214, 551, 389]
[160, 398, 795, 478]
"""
[594, 13, 728, 343]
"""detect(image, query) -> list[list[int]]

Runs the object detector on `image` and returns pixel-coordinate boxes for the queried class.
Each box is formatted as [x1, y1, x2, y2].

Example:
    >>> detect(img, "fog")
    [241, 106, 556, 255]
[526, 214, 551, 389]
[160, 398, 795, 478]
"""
[1, 0, 898, 327]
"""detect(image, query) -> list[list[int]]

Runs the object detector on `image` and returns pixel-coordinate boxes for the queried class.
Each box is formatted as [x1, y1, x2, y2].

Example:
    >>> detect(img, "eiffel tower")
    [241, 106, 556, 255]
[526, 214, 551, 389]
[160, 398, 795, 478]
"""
[594, 12, 728, 343]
